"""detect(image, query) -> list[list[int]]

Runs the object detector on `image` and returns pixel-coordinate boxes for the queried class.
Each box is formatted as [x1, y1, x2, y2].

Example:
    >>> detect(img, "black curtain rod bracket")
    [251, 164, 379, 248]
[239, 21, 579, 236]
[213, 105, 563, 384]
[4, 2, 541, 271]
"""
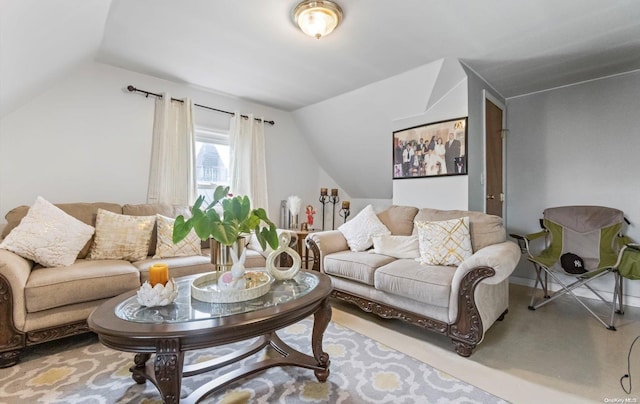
[126, 85, 275, 126]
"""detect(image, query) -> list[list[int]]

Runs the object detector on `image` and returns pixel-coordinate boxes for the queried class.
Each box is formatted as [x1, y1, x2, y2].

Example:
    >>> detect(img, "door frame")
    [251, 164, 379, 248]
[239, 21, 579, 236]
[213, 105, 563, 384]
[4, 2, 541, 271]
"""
[482, 90, 507, 222]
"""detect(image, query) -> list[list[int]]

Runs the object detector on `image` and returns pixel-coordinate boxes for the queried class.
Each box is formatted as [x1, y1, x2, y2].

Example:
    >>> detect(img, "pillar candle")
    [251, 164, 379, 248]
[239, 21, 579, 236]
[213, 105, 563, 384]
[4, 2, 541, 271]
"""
[320, 188, 328, 196]
[331, 188, 338, 196]
[149, 263, 169, 287]
[342, 201, 350, 209]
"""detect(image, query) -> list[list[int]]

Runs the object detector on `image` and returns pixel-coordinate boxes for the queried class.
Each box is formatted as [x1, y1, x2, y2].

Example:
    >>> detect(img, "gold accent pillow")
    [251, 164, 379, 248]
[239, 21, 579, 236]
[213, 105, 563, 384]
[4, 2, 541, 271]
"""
[0, 196, 95, 267]
[154, 214, 202, 258]
[415, 217, 472, 266]
[88, 209, 155, 261]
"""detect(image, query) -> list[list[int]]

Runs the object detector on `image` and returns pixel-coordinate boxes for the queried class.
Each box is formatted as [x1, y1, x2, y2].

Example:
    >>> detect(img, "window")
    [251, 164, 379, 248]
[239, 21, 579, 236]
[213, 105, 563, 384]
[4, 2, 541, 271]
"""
[195, 128, 230, 202]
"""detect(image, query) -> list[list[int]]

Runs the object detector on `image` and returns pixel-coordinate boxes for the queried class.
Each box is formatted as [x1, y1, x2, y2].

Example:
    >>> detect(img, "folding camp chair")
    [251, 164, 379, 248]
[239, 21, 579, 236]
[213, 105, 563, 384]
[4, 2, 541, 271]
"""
[511, 206, 633, 330]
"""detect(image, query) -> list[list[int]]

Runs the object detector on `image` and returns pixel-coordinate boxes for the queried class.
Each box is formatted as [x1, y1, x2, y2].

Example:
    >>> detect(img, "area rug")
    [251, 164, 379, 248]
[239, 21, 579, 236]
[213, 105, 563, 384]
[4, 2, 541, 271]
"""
[0, 319, 507, 403]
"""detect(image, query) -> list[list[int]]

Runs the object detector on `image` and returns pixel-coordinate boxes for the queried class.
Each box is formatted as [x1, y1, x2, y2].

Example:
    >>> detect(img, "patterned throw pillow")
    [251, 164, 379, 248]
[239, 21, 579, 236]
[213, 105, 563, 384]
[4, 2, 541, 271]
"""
[415, 217, 472, 266]
[88, 209, 155, 262]
[154, 214, 202, 258]
[338, 205, 391, 252]
[0, 196, 95, 267]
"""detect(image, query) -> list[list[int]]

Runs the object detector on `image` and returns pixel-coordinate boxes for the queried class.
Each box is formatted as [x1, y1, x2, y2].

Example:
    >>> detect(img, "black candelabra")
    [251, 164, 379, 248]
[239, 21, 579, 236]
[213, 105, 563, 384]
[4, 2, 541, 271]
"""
[339, 206, 351, 223]
[319, 189, 329, 230]
[329, 190, 339, 230]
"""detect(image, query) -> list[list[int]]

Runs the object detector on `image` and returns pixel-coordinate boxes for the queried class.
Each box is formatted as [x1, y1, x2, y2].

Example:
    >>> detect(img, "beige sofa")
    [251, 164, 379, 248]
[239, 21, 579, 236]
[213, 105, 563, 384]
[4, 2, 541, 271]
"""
[305, 205, 521, 356]
[0, 201, 293, 368]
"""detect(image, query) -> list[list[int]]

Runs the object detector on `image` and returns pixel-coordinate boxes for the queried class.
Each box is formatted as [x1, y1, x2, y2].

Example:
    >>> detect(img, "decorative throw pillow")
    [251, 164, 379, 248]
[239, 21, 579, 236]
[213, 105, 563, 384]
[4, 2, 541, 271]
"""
[415, 217, 472, 266]
[154, 214, 202, 258]
[371, 234, 420, 259]
[88, 209, 155, 262]
[0, 196, 95, 267]
[338, 205, 391, 252]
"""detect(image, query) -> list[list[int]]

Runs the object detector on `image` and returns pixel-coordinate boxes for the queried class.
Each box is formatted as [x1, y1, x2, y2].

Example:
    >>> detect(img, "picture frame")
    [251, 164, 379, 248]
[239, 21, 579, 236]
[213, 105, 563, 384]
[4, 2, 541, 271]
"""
[392, 117, 468, 179]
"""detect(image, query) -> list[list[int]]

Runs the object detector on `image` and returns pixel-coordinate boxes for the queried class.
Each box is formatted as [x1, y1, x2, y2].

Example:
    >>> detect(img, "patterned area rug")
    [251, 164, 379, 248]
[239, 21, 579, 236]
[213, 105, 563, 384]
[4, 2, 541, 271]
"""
[0, 319, 506, 403]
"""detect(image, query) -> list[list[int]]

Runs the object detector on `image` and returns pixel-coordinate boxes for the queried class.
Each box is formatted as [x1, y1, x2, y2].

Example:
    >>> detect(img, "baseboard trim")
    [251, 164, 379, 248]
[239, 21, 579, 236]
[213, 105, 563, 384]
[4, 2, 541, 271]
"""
[509, 276, 640, 308]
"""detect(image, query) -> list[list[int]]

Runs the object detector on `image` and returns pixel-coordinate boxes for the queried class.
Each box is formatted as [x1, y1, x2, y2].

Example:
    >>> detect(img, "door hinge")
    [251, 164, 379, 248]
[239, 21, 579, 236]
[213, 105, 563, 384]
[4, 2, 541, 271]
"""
[500, 193, 505, 202]
[500, 129, 508, 139]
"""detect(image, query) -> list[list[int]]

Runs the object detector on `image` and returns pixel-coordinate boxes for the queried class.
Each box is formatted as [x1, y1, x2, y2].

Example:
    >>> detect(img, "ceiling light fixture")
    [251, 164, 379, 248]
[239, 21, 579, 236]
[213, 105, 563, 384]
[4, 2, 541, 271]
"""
[293, 0, 343, 39]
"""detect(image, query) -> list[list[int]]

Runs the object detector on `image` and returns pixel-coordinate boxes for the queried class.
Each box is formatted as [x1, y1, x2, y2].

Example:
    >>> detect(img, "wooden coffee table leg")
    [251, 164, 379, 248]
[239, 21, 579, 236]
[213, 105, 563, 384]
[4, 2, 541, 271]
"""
[131, 353, 151, 384]
[154, 338, 184, 404]
[312, 297, 332, 382]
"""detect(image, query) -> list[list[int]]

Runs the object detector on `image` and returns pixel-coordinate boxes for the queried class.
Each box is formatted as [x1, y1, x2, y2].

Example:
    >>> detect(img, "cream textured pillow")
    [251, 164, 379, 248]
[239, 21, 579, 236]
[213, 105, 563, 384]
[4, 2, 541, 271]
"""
[415, 217, 472, 266]
[88, 209, 155, 261]
[0, 196, 95, 267]
[154, 214, 202, 258]
[371, 235, 420, 259]
[338, 205, 391, 252]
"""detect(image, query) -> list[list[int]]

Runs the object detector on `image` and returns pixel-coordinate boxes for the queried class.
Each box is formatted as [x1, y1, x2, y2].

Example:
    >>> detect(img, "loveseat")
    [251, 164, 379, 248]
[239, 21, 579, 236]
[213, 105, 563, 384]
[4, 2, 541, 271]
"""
[0, 200, 295, 368]
[305, 205, 521, 356]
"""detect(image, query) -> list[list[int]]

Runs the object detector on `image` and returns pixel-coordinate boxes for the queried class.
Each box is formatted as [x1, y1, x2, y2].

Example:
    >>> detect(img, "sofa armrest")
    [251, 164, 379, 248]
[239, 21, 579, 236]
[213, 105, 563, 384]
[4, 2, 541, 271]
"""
[454, 241, 521, 286]
[0, 249, 33, 334]
[306, 230, 349, 273]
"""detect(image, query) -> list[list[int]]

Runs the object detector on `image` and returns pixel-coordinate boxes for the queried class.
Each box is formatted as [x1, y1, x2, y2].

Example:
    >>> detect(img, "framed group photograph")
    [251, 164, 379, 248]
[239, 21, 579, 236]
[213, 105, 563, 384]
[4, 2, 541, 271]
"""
[392, 117, 468, 179]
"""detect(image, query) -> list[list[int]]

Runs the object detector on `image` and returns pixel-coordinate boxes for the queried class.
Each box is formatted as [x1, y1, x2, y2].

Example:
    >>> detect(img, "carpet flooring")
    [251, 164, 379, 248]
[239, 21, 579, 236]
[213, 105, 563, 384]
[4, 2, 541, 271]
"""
[0, 318, 505, 403]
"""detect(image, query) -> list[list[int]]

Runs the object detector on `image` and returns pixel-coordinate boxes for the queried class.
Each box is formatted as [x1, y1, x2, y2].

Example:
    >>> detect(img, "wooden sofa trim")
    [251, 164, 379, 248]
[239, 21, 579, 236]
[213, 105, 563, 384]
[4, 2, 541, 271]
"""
[306, 237, 505, 357]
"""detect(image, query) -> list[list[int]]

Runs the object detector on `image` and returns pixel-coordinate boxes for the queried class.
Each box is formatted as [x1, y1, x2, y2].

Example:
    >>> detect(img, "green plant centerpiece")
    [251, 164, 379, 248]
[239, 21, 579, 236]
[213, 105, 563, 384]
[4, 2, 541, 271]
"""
[172, 185, 279, 289]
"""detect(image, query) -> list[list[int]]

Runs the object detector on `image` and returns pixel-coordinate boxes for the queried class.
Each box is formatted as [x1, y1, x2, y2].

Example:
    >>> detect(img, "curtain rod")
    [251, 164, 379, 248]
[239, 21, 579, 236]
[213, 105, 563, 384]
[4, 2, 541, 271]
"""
[126, 85, 275, 126]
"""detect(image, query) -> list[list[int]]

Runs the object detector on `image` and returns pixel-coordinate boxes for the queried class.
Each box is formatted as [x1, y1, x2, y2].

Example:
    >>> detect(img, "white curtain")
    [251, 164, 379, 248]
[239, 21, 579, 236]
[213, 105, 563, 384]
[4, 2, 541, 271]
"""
[229, 113, 269, 212]
[147, 93, 196, 206]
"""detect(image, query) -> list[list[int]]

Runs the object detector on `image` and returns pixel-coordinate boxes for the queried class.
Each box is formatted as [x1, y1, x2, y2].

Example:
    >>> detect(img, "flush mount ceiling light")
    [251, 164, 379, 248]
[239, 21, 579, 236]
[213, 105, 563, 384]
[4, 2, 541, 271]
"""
[293, 0, 343, 39]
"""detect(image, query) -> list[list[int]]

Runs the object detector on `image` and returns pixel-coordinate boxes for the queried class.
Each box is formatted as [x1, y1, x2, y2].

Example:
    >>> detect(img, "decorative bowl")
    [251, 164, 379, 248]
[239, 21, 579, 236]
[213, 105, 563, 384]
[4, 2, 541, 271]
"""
[191, 271, 273, 303]
[136, 278, 178, 307]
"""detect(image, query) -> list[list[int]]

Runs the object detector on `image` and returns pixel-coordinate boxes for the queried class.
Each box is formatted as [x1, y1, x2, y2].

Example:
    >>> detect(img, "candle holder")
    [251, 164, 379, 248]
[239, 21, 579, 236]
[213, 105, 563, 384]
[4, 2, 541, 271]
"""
[318, 194, 329, 230]
[339, 207, 351, 223]
[330, 194, 340, 230]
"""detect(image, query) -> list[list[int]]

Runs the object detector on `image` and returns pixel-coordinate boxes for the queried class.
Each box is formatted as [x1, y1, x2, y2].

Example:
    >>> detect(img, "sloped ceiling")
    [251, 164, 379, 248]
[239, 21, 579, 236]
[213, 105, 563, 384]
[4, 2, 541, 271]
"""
[0, 0, 111, 117]
[2, 0, 640, 117]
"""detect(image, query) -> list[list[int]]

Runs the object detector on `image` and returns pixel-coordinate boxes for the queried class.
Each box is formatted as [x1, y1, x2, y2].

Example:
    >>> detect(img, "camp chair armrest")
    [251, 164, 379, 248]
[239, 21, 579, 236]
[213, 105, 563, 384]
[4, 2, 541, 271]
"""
[509, 230, 546, 255]
[625, 243, 640, 252]
[455, 241, 521, 286]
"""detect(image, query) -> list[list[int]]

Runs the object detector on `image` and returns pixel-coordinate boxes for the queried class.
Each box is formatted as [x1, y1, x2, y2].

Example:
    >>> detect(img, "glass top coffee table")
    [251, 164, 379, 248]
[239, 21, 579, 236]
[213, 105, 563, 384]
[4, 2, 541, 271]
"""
[88, 270, 332, 404]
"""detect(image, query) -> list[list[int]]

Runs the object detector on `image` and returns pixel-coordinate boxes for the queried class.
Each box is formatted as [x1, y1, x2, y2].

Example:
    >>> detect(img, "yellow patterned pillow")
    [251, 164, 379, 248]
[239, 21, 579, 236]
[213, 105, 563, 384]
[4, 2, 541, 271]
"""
[154, 214, 202, 258]
[415, 217, 472, 266]
[88, 209, 155, 261]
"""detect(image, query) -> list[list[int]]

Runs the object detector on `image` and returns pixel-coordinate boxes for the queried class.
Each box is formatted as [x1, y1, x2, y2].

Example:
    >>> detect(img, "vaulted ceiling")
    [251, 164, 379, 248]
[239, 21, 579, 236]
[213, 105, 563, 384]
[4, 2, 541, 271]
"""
[2, 0, 640, 117]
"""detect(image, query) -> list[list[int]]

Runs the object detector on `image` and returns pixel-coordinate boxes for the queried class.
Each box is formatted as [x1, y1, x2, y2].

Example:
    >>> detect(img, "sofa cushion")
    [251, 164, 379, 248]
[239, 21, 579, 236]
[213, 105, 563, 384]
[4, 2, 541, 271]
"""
[134, 255, 213, 283]
[377, 205, 419, 236]
[2, 202, 123, 258]
[374, 259, 456, 308]
[25, 259, 140, 313]
[0, 196, 95, 267]
[338, 205, 391, 252]
[88, 209, 156, 261]
[122, 203, 192, 256]
[324, 251, 395, 286]
[414, 208, 505, 252]
[415, 217, 472, 266]
[154, 214, 202, 258]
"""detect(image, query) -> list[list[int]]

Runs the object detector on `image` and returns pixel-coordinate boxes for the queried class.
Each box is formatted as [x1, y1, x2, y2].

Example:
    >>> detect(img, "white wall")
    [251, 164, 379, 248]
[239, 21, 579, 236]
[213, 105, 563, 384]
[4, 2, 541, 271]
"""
[294, 58, 471, 211]
[392, 66, 469, 210]
[0, 61, 320, 223]
[293, 61, 443, 200]
[506, 70, 640, 302]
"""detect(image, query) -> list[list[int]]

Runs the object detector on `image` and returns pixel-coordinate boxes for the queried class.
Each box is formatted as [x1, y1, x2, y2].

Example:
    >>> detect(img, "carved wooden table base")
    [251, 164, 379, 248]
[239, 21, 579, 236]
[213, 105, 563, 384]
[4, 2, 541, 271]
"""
[128, 298, 331, 403]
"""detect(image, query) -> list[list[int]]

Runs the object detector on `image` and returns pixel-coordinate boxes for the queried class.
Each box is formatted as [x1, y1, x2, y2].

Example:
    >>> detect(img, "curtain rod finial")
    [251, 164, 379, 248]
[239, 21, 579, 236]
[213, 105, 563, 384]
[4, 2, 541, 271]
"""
[127, 85, 136, 92]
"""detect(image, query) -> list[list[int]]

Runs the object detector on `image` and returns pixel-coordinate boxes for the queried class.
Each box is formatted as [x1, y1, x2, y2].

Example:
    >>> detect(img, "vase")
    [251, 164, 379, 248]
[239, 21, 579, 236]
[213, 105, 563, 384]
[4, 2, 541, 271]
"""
[210, 237, 246, 274]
